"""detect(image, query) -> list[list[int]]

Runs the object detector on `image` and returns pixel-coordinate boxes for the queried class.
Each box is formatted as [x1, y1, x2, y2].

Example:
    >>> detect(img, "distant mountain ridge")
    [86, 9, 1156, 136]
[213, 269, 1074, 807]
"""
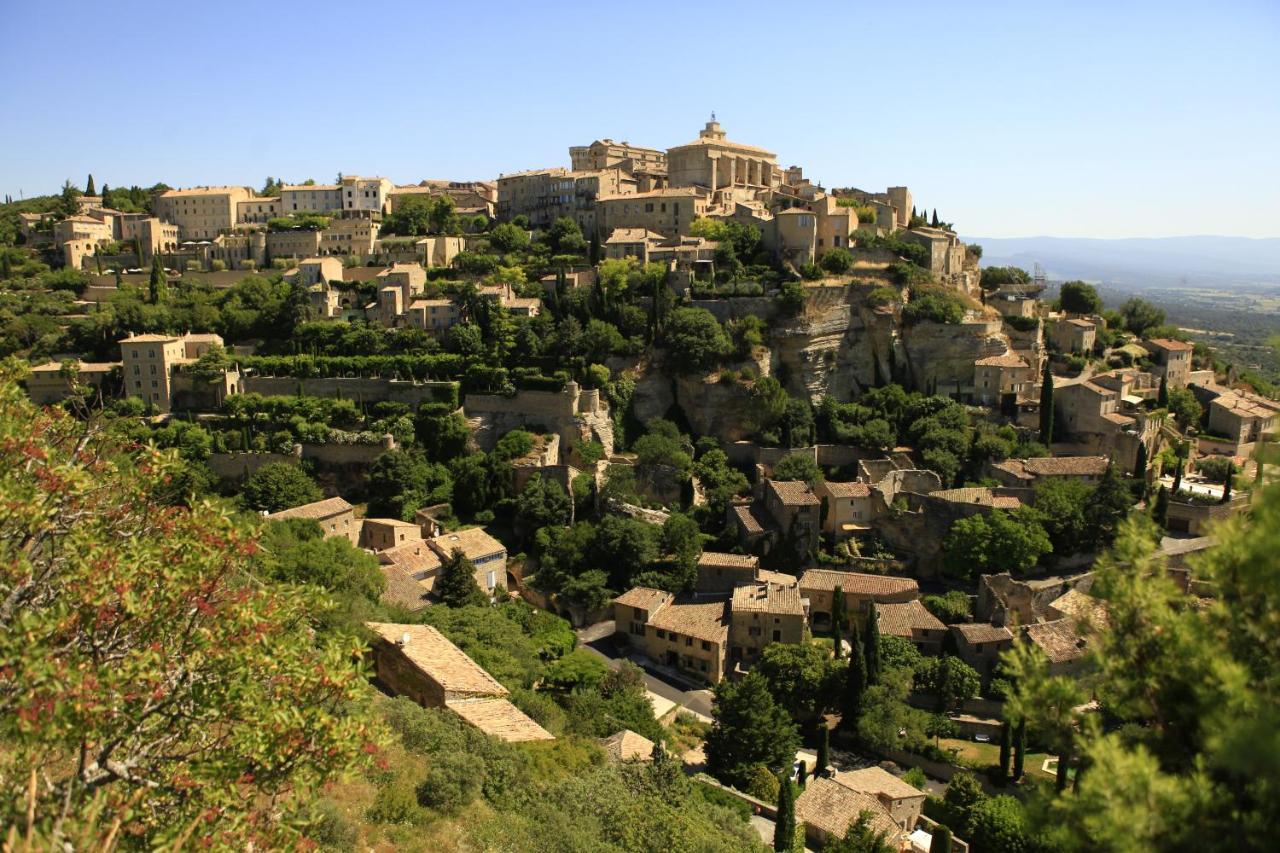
[961, 235, 1280, 288]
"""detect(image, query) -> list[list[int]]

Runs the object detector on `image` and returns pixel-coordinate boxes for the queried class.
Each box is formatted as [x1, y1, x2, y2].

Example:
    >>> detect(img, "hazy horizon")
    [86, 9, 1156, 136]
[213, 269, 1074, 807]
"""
[2, 1, 1277, 239]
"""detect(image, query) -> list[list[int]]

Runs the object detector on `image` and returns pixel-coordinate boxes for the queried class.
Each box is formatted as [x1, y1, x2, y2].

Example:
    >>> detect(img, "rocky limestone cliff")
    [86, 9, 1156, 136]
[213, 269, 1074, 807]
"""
[900, 317, 1008, 394]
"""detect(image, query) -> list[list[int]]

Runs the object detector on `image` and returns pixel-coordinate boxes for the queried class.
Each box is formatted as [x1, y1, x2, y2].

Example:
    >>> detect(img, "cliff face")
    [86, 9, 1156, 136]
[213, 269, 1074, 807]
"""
[900, 318, 1007, 393]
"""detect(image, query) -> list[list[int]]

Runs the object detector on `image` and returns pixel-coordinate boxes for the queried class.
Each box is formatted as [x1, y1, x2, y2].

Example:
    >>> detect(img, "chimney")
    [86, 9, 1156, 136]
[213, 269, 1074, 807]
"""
[398, 632, 411, 647]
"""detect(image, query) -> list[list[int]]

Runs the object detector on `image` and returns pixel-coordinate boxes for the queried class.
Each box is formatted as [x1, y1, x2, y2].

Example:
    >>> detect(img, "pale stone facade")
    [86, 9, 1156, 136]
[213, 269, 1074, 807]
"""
[154, 186, 252, 239]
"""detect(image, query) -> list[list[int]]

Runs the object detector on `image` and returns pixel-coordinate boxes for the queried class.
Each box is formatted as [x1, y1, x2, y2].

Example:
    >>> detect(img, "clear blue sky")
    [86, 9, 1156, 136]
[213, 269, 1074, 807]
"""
[2, 0, 1276, 238]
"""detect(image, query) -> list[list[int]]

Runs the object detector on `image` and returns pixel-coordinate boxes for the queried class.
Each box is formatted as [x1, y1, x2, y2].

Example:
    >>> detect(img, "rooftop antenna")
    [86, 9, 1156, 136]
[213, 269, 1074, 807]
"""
[1033, 262, 1046, 286]
[710, 110, 716, 122]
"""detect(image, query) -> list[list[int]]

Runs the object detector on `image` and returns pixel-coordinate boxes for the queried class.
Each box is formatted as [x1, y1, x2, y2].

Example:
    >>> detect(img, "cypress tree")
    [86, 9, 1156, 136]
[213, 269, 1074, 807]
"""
[933, 825, 953, 853]
[148, 256, 168, 304]
[99, 183, 109, 206]
[863, 603, 881, 685]
[1039, 360, 1054, 447]
[1134, 442, 1149, 481]
[1056, 747, 1072, 792]
[998, 721, 1012, 784]
[816, 725, 829, 777]
[1153, 485, 1169, 528]
[773, 777, 796, 851]
[85, 174, 95, 196]
[1157, 374, 1169, 408]
[1172, 453, 1185, 496]
[930, 208, 939, 227]
[1221, 471, 1233, 504]
[1013, 718, 1026, 781]
[831, 585, 844, 659]
[842, 632, 867, 730]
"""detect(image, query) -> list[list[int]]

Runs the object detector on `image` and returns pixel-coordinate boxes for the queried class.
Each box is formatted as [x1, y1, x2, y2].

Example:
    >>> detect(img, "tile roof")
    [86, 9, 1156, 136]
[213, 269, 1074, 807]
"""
[29, 360, 119, 374]
[1048, 588, 1110, 632]
[731, 581, 805, 616]
[267, 496, 353, 521]
[1023, 456, 1109, 477]
[366, 623, 507, 696]
[875, 600, 945, 637]
[614, 586, 673, 613]
[605, 227, 664, 243]
[1023, 619, 1088, 664]
[757, 569, 799, 587]
[379, 541, 442, 576]
[698, 552, 760, 570]
[377, 563, 433, 611]
[445, 697, 554, 742]
[1101, 412, 1135, 425]
[798, 570, 919, 598]
[822, 480, 872, 498]
[669, 135, 777, 157]
[120, 333, 179, 343]
[974, 353, 1029, 368]
[428, 528, 506, 562]
[158, 186, 249, 196]
[1066, 318, 1097, 328]
[795, 777, 902, 843]
[835, 766, 926, 801]
[929, 487, 1019, 508]
[600, 729, 656, 762]
[1146, 337, 1194, 352]
[951, 622, 1014, 645]
[647, 599, 729, 643]
[732, 503, 769, 535]
[768, 480, 820, 506]
[1211, 392, 1280, 418]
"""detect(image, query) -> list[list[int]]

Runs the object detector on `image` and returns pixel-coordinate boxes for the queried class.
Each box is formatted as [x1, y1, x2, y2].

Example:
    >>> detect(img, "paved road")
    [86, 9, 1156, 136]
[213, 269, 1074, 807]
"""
[576, 620, 715, 717]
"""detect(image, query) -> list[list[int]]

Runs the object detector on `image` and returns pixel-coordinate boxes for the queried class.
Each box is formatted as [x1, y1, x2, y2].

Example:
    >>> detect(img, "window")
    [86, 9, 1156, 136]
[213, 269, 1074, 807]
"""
[655, 629, 666, 639]
[685, 637, 693, 647]
[701, 640, 711, 651]
[772, 630, 781, 642]
[976, 644, 984, 653]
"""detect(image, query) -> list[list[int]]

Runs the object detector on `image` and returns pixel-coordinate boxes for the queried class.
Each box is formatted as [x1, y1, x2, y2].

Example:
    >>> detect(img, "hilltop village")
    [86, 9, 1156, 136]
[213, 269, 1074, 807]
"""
[2, 121, 1276, 851]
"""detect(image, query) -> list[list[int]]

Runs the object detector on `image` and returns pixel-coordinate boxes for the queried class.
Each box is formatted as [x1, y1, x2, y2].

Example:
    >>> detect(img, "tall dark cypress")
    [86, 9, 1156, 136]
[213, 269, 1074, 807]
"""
[773, 777, 795, 851]
[85, 174, 95, 196]
[863, 603, 881, 685]
[1013, 718, 1027, 781]
[999, 721, 1012, 783]
[1134, 442, 1149, 480]
[816, 725, 829, 777]
[831, 585, 844, 659]
[1039, 360, 1054, 447]
[842, 632, 867, 730]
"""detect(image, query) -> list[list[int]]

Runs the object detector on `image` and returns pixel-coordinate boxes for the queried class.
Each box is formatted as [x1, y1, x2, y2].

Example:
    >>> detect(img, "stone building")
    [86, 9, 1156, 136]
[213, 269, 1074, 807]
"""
[154, 186, 252, 239]
[119, 331, 231, 413]
[695, 551, 761, 594]
[497, 167, 635, 232]
[988, 455, 1109, 488]
[569, 138, 666, 174]
[1144, 338, 1194, 388]
[762, 479, 822, 555]
[596, 187, 708, 238]
[949, 622, 1014, 683]
[728, 580, 806, 666]
[1051, 317, 1097, 354]
[266, 496, 360, 545]
[365, 622, 553, 742]
[362, 517, 423, 551]
[875, 600, 947, 655]
[427, 527, 509, 594]
[795, 774, 907, 851]
[666, 118, 779, 194]
[815, 480, 874, 539]
[25, 360, 118, 405]
[613, 588, 728, 684]
[798, 569, 918, 631]
[972, 353, 1032, 407]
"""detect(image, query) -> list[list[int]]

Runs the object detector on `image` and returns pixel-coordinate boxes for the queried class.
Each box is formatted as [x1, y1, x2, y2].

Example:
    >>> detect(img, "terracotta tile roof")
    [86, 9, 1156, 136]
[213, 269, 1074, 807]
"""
[366, 623, 507, 696]
[1146, 337, 1194, 352]
[1101, 412, 1135, 425]
[951, 622, 1014, 645]
[605, 227, 664, 243]
[614, 586, 673, 613]
[445, 697, 554, 742]
[158, 186, 249, 196]
[120, 333, 179, 343]
[267, 496, 353, 521]
[379, 542, 442, 576]
[930, 487, 1019, 508]
[1023, 619, 1088, 664]
[647, 599, 728, 643]
[377, 563, 432, 611]
[669, 135, 777, 157]
[1048, 588, 1110, 632]
[974, 353, 1029, 368]
[992, 496, 1022, 509]
[757, 569, 799, 587]
[600, 729, 656, 762]
[428, 528, 506, 562]
[732, 581, 805, 616]
[732, 503, 769, 535]
[29, 360, 119, 374]
[698, 552, 760, 570]
[795, 777, 902, 843]
[835, 766, 926, 801]
[1023, 456, 1109, 476]
[798, 569, 919, 598]
[990, 459, 1033, 481]
[768, 480, 820, 506]
[1211, 392, 1280, 418]
[1066, 318, 1097, 329]
[822, 480, 872, 498]
[281, 183, 340, 191]
[875, 600, 945, 637]
[364, 517, 420, 529]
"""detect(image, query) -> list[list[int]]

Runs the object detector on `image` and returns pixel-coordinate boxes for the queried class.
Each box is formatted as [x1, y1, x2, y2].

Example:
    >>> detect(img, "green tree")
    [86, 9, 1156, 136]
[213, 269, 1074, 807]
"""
[979, 266, 1031, 291]
[1084, 461, 1132, 549]
[1039, 360, 1054, 445]
[943, 507, 1052, 578]
[516, 473, 571, 531]
[241, 461, 321, 512]
[825, 812, 895, 853]
[863, 602, 882, 685]
[820, 247, 854, 275]
[999, 720, 1012, 783]
[489, 222, 529, 252]
[664, 307, 732, 372]
[772, 451, 823, 486]
[816, 725, 830, 777]
[1012, 718, 1026, 781]
[1058, 280, 1102, 315]
[1157, 374, 1169, 408]
[1151, 484, 1170, 528]
[841, 631, 868, 729]
[1133, 441, 1149, 481]
[914, 655, 981, 712]
[831, 584, 846, 659]
[774, 777, 796, 851]
[933, 824, 953, 853]
[921, 590, 972, 624]
[756, 642, 840, 723]
[1166, 385, 1203, 430]
[967, 795, 1034, 853]
[414, 404, 471, 463]
[1120, 297, 1166, 336]
[705, 672, 800, 789]
[0, 372, 371, 842]
[148, 255, 168, 303]
[1033, 477, 1091, 556]
[436, 547, 489, 607]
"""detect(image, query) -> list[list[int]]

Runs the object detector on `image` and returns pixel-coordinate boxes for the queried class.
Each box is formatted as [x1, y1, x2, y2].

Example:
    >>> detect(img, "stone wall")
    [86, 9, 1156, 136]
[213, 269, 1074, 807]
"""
[243, 375, 457, 406]
[687, 296, 779, 324]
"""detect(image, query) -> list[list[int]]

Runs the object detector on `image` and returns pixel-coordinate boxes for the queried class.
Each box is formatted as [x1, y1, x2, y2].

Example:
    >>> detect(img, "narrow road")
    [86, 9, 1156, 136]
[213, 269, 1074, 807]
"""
[576, 620, 715, 718]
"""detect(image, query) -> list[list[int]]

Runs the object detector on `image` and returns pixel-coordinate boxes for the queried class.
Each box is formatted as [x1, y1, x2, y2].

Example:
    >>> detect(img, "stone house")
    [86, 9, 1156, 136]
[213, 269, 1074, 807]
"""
[569, 138, 667, 174]
[1051, 318, 1097, 354]
[762, 479, 821, 555]
[728, 581, 806, 667]
[949, 622, 1014, 683]
[596, 187, 708, 239]
[798, 569, 919, 631]
[154, 186, 252, 239]
[695, 551, 761, 594]
[266, 496, 359, 546]
[25, 360, 118, 405]
[362, 518, 423, 552]
[613, 588, 728, 684]
[834, 767, 928, 835]
[365, 622, 552, 742]
[295, 256, 343, 287]
[795, 775, 906, 851]
[972, 353, 1032, 407]
[1144, 338, 1194, 388]
[815, 480, 874, 539]
[987, 455, 1109, 489]
[875, 600, 947, 655]
[1203, 387, 1279, 451]
[1022, 619, 1089, 676]
[427, 527, 510, 593]
[407, 298, 461, 335]
[120, 331, 232, 413]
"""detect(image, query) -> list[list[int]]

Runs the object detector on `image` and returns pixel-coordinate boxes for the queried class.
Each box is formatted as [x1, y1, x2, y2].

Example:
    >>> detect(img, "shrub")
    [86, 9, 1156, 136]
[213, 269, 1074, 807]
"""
[866, 286, 901, 308]
[744, 765, 780, 802]
[902, 285, 964, 326]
